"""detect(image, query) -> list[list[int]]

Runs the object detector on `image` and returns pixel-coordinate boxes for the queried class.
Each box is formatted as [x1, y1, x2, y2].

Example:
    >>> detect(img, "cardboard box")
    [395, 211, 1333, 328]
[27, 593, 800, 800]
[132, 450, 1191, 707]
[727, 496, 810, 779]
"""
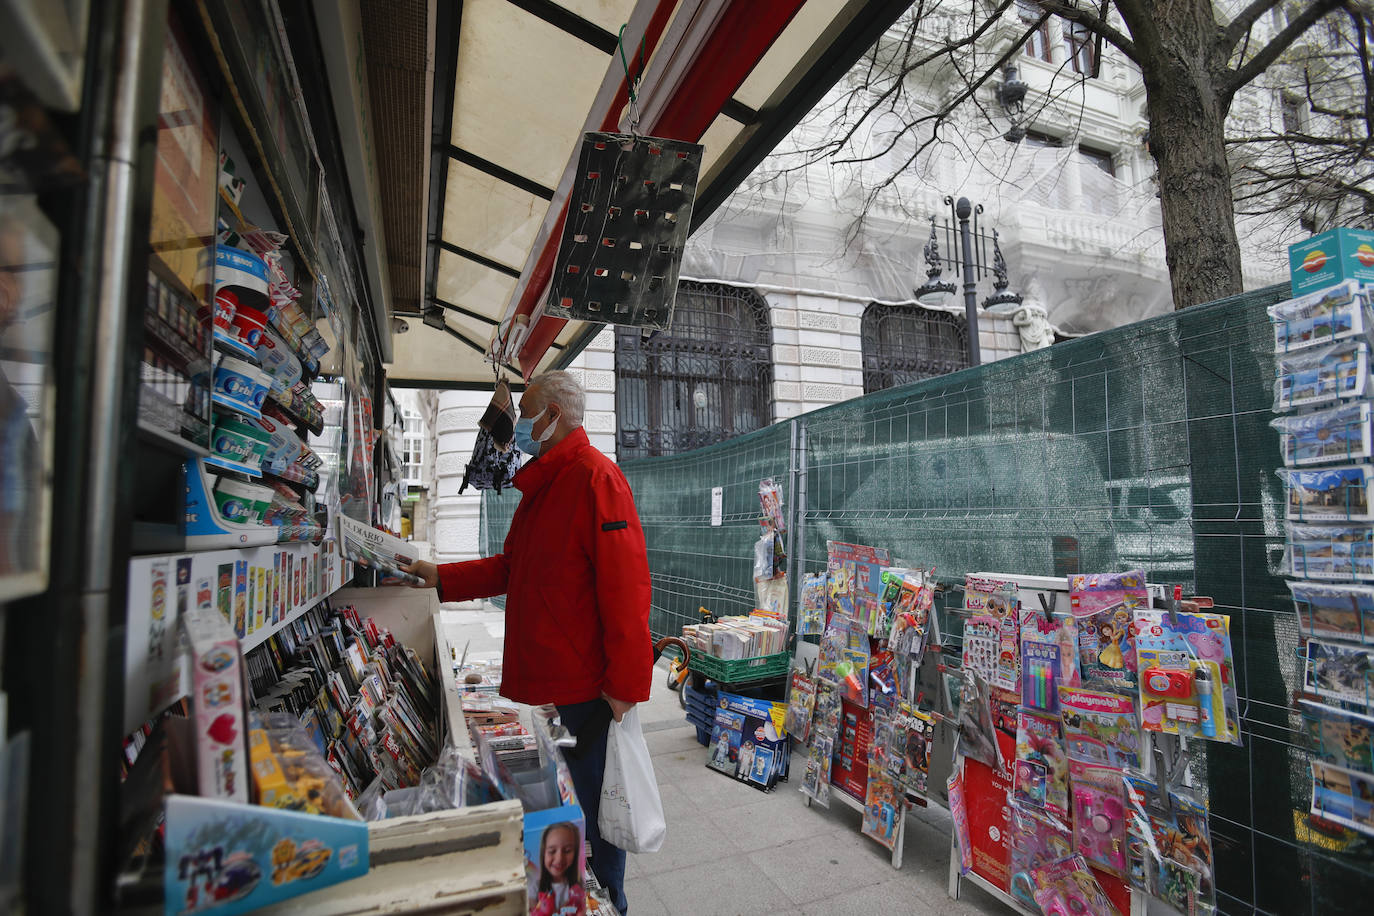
[1290, 228, 1374, 297]
[182, 598, 249, 803]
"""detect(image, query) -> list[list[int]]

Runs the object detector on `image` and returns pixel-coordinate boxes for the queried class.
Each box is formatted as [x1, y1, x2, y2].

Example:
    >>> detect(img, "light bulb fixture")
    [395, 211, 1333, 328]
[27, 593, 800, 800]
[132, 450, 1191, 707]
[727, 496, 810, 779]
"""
[914, 217, 956, 306]
[981, 229, 1025, 315]
[998, 64, 1028, 114]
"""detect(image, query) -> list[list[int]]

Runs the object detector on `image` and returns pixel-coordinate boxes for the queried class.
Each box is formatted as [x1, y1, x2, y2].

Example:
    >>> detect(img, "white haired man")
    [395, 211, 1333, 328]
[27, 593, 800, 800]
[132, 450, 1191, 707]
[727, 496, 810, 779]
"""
[403, 370, 651, 913]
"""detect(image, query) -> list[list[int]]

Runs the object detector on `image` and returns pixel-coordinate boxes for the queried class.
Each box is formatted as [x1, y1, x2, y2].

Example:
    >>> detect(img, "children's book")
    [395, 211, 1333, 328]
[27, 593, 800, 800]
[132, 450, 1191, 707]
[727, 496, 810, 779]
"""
[1134, 609, 1241, 744]
[963, 575, 1021, 694]
[1059, 686, 1141, 769]
[1013, 710, 1069, 821]
[1123, 775, 1215, 916]
[826, 541, 892, 635]
[798, 572, 827, 636]
[1019, 610, 1080, 715]
[1070, 569, 1148, 692]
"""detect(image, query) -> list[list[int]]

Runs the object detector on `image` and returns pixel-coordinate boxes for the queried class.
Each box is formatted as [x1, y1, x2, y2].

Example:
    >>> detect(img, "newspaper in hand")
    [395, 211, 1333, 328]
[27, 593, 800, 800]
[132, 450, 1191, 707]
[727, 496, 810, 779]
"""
[337, 515, 423, 585]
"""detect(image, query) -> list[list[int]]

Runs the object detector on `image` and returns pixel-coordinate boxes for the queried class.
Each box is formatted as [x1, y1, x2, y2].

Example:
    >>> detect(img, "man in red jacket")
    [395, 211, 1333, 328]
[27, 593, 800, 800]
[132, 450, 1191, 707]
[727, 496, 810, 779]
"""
[403, 370, 651, 913]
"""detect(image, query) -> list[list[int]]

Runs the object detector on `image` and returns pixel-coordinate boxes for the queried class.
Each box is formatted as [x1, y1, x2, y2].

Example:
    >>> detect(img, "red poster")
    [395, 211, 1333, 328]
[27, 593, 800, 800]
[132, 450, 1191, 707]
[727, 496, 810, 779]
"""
[830, 699, 873, 800]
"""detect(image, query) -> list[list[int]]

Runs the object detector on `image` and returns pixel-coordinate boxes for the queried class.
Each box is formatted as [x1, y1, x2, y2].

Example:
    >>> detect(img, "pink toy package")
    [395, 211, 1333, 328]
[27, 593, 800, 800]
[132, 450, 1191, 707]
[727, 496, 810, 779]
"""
[183, 581, 249, 802]
[1031, 854, 1120, 916]
[1070, 760, 1129, 877]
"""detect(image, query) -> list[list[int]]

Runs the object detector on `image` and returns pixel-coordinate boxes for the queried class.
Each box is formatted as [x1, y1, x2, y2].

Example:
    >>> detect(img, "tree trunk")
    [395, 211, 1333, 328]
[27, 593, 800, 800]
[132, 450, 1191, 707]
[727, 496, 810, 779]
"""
[1135, 14, 1246, 308]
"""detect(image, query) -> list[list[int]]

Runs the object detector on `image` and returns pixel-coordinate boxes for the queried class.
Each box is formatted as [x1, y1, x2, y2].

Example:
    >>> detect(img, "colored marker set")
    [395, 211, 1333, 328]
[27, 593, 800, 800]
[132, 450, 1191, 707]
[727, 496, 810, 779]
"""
[1023, 658, 1058, 712]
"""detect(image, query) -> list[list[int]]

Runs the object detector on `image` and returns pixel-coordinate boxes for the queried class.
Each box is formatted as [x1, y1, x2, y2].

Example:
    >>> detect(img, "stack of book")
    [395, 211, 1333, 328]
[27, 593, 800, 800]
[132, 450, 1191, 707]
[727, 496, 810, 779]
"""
[682, 612, 790, 659]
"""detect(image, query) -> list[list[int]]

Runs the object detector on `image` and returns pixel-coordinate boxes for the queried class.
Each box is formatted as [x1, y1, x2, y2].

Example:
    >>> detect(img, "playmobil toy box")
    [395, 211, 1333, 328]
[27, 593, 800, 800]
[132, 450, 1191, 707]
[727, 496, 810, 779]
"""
[163, 793, 367, 916]
[1289, 228, 1374, 297]
[182, 597, 248, 803]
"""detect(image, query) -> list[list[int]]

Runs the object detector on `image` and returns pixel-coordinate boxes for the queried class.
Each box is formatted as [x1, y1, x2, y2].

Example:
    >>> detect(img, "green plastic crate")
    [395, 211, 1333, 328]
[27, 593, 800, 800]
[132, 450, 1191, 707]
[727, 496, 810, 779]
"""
[688, 650, 790, 683]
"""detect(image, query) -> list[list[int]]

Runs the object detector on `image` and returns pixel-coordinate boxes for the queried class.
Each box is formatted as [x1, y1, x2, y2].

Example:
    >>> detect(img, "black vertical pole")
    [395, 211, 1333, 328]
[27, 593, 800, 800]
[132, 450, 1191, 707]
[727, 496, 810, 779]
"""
[957, 197, 982, 367]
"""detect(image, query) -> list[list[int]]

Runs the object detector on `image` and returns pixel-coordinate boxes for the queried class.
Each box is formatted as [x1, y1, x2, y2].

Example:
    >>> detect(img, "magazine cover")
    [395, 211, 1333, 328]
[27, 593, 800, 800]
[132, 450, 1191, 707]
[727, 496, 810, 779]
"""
[524, 806, 588, 916]
[1013, 710, 1069, 821]
[336, 515, 421, 584]
[784, 669, 818, 745]
[963, 575, 1021, 693]
[1304, 638, 1374, 706]
[798, 572, 827, 636]
[706, 693, 788, 791]
[1020, 610, 1080, 715]
[886, 705, 936, 796]
[1300, 698, 1374, 772]
[1070, 569, 1148, 691]
[861, 758, 904, 850]
[1289, 581, 1374, 644]
[1030, 854, 1120, 916]
[818, 612, 870, 707]
[1134, 609, 1241, 744]
[800, 681, 841, 808]
[1123, 775, 1215, 916]
[1008, 803, 1074, 912]
[1059, 686, 1141, 769]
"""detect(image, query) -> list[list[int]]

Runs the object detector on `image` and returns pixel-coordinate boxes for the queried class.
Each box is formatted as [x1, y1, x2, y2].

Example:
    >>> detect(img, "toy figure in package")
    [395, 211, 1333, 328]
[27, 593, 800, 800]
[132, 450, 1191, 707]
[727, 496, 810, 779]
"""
[826, 541, 891, 635]
[800, 681, 841, 808]
[1134, 609, 1241, 744]
[706, 693, 789, 791]
[1123, 775, 1215, 916]
[963, 575, 1021, 693]
[784, 669, 818, 745]
[818, 612, 870, 707]
[798, 572, 827, 636]
[1070, 569, 1148, 691]
[1008, 804, 1074, 911]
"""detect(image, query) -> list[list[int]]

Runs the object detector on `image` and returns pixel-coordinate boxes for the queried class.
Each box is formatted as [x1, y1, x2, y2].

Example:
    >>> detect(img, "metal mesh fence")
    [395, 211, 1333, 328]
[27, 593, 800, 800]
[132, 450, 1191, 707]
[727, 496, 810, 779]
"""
[480, 283, 1374, 912]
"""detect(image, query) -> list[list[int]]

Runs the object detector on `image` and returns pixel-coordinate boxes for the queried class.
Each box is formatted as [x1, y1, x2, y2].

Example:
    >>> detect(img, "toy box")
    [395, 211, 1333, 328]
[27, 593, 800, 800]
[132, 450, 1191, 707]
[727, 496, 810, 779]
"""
[1280, 464, 1374, 522]
[163, 793, 367, 916]
[1274, 339, 1371, 411]
[182, 594, 249, 803]
[1268, 280, 1370, 353]
[1273, 400, 1373, 466]
[1289, 228, 1374, 297]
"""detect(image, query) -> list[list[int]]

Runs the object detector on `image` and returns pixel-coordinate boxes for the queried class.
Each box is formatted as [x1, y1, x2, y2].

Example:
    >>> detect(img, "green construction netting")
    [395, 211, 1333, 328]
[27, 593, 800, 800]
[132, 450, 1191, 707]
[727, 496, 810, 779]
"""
[481, 283, 1374, 912]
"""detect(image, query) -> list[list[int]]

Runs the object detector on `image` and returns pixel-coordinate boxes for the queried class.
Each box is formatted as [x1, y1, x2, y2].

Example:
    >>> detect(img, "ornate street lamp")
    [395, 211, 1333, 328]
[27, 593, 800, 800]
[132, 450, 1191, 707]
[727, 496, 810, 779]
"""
[914, 217, 957, 306]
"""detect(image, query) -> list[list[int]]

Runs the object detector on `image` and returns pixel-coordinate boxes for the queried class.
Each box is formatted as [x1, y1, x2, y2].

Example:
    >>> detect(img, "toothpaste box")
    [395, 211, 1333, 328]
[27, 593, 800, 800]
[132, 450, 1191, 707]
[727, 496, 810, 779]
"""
[182, 596, 249, 802]
[1289, 228, 1374, 297]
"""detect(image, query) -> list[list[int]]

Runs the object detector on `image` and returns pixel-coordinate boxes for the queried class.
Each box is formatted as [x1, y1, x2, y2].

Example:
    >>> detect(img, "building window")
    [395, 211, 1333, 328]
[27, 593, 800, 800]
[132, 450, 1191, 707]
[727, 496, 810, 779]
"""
[614, 281, 773, 460]
[402, 436, 425, 483]
[1065, 21, 1095, 75]
[861, 303, 968, 394]
[1078, 145, 1119, 216]
[1079, 145, 1115, 176]
[1019, 0, 1052, 62]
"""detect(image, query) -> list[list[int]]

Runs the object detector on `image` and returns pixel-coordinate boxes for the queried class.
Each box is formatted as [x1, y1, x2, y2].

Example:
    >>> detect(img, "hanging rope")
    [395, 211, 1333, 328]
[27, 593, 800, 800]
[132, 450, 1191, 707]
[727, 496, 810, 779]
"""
[617, 23, 644, 136]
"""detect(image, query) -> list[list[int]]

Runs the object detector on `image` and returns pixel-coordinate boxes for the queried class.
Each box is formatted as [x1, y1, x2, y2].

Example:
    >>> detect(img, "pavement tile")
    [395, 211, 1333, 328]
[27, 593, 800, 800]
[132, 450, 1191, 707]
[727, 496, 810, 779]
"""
[801, 878, 944, 916]
[747, 831, 898, 908]
[645, 854, 790, 916]
[632, 806, 744, 877]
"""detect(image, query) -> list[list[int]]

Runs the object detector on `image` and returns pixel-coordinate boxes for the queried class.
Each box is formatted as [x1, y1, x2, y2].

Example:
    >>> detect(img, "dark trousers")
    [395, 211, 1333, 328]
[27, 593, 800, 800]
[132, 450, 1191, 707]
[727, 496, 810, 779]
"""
[556, 699, 629, 914]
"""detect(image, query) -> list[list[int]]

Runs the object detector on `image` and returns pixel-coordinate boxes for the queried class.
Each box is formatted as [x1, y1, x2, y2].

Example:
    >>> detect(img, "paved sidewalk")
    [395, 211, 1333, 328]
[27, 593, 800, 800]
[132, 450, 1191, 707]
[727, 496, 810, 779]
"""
[441, 604, 1006, 916]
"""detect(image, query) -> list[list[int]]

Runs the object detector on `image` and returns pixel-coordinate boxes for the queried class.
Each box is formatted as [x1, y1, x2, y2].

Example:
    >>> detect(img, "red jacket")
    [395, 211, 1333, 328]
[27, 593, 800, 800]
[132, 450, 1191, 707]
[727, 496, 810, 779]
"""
[437, 428, 653, 706]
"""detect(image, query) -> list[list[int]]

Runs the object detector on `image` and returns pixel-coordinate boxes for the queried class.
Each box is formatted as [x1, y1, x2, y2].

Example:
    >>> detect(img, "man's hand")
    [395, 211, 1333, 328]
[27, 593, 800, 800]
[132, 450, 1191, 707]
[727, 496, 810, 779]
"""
[602, 692, 635, 723]
[399, 560, 439, 590]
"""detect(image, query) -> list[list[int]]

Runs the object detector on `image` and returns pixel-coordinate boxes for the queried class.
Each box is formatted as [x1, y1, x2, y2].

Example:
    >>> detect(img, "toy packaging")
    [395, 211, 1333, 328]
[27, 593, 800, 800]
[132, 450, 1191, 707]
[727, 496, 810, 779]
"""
[948, 770, 973, 874]
[163, 793, 368, 916]
[1289, 581, 1374, 643]
[868, 648, 897, 713]
[798, 572, 827, 636]
[885, 705, 936, 796]
[524, 808, 588, 916]
[1059, 686, 1141, 769]
[861, 723, 905, 851]
[1007, 804, 1073, 911]
[800, 680, 841, 808]
[1134, 609, 1241, 744]
[784, 669, 817, 745]
[1309, 759, 1374, 837]
[817, 612, 870, 707]
[1030, 854, 1120, 916]
[1304, 637, 1374, 706]
[1268, 279, 1371, 350]
[1274, 338, 1371, 411]
[758, 477, 785, 533]
[1019, 610, 1080, 715]
[706, 693, 790, 791]
[826, 541, 892, 635]
[1300, 698, 1374, 772]
[1272, 400, 1373, 465]
[182, 595, 249, 803]
[1123, 775, 1216, 916]
[1286, 523, 1374, 581]
[1013, 710, 1069, 821]
[1280, 464, 1374, 522]
[1069, 761, 1128, 877]
[1070, 570, 1148, 691]
[954, 667, 1001, 769]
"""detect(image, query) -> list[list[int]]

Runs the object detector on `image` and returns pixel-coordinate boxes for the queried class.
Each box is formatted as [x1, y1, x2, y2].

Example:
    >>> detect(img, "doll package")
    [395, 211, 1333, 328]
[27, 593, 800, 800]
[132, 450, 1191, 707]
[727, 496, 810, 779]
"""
[1030, 854, 1120, 916]
[963, 575, 1021, 693]
[1070, 569, 1148, 692]
[1133, 608, 1241, 744]
[1013, 709, 1070, 821]
[1007, 803, 1074, 912]
[1069, 760, 1128, 877]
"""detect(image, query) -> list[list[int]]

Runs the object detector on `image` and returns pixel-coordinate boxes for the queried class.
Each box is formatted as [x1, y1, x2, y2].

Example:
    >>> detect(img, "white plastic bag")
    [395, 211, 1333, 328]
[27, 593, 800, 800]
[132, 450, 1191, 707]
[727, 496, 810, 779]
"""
[598, 707, 666, 853]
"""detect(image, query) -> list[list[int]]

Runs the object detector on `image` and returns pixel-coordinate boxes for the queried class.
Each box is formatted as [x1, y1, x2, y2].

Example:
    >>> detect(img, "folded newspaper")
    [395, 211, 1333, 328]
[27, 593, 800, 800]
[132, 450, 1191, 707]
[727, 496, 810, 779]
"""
[337, 515, 423, 585]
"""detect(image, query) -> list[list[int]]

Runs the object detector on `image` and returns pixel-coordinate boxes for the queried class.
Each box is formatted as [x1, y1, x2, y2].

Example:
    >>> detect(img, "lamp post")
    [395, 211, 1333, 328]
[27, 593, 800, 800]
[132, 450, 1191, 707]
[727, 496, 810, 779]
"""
[913, 196, 1022, 369]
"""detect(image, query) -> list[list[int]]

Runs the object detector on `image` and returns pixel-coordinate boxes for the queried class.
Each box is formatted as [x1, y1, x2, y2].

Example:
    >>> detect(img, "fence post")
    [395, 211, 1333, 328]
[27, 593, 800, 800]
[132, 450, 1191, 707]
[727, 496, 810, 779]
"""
[788, 418, 809, 625]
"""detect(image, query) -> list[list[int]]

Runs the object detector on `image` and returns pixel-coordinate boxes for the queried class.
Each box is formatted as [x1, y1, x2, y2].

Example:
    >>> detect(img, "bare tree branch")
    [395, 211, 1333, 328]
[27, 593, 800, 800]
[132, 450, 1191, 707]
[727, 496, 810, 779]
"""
[1223, 0, 1346, 96]
[1033, 0, 1141, 62]
[1220, 0, 1284, 52]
